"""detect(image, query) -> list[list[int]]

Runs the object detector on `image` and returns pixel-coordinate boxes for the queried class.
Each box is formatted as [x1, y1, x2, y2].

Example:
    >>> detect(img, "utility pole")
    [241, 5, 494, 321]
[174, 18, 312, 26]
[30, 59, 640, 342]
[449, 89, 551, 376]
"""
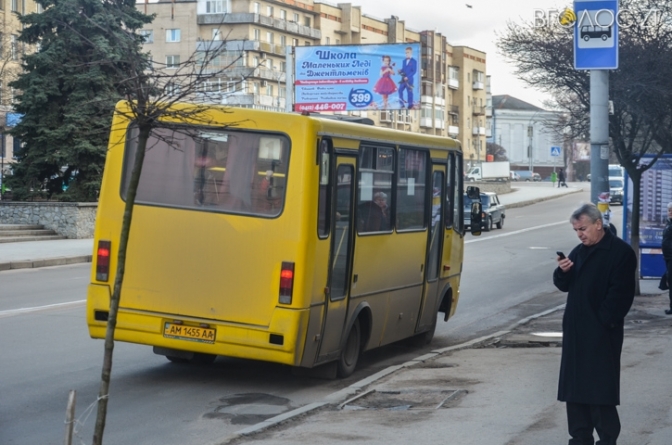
[589, 70, 609, 204]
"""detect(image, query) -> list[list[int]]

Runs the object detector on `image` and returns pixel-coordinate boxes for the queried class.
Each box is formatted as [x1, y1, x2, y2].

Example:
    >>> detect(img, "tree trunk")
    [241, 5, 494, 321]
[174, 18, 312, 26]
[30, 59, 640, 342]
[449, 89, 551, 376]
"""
[92, 122, 152, 445]
[630, 173, 641, 296]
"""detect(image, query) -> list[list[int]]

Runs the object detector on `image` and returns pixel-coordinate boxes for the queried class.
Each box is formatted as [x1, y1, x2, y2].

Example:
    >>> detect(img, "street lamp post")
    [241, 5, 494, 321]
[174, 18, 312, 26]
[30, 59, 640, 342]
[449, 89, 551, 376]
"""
[0, 133, 4, 201]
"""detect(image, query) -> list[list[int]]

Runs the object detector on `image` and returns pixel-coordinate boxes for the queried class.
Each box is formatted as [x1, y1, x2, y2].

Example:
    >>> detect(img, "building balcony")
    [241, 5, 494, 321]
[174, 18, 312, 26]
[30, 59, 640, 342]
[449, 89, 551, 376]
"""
[486, 127, 492, 137]
[472, 126, 486, 136]
[420, 117, 433, 128]
[448, 125, 459, 137]
[220, 93, 285, 109]
[449, 105, 459, 115]
[197, 13, 321, 40]
[472, 106, 486, 116]
[434, 96, 445, 107]
[485, 107, 492, 117]
[434, 120, 445, 130]
[196, 39, 260, 53]
[447, 78, 459, 90]
[420, 95, 433, 104]
[472, 81, 484, 90]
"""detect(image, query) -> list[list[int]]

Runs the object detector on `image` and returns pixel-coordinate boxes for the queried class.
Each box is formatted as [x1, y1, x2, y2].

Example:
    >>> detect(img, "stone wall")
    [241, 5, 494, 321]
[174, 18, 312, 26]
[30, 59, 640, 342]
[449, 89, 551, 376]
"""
[0, 202, 97, 239]
[467, 181, 512, 195]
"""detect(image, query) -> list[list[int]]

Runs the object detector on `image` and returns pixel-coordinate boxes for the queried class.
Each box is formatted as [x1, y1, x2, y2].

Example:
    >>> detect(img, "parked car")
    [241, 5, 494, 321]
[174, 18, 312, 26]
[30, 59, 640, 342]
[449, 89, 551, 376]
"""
[510, 171, 520, 181]
[516, 171, 541, 181]
[463, 191, 506, 231]
[609, 178, 624, 205]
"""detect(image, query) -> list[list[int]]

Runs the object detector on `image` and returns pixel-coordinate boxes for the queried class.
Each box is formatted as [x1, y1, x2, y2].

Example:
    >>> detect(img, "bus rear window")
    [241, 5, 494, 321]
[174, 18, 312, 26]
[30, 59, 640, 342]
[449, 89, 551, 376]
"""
[121, 126, 290, 217]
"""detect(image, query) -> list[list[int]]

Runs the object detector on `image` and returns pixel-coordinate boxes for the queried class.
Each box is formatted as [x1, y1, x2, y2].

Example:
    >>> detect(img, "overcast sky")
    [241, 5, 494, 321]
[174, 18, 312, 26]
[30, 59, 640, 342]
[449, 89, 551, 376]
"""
[354, 0, 570, 108]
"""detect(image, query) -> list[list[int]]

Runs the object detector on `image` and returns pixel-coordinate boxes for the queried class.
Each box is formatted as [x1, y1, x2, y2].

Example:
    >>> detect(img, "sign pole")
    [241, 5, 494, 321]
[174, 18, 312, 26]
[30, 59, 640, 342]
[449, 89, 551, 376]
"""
[589, 70, 609, 204]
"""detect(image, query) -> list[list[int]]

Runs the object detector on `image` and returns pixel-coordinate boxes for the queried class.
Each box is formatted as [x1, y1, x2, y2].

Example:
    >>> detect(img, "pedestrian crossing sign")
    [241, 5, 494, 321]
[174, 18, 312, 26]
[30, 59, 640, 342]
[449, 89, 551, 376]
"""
[550, 146, 561, 157]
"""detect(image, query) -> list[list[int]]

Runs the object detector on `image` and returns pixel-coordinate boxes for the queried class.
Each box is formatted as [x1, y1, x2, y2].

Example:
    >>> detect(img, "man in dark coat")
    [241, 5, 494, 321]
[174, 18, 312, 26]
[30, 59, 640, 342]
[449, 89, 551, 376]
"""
[553, 203, 636, 445]
[662, 202, 672, 314]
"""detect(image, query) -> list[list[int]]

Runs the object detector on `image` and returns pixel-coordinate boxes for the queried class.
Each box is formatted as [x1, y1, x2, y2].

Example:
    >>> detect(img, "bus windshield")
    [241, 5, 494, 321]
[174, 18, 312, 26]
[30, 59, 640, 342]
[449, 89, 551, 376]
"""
[121, 126, 289, 217]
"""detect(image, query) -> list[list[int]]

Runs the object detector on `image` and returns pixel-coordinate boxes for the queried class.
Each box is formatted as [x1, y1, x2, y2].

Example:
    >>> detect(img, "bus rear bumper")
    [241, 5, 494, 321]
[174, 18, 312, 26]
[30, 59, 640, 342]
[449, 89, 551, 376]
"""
[86, 284, 310, 367]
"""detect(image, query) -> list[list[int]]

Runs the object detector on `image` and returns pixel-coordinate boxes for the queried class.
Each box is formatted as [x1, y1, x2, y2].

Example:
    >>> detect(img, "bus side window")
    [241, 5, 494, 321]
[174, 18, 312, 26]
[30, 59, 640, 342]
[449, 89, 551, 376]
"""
[357, 145, 393, 234]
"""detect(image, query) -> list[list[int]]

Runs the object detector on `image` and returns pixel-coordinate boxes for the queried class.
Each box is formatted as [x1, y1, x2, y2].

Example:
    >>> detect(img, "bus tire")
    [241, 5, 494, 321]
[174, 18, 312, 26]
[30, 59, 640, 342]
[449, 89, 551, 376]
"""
[337, 319, 361, 378]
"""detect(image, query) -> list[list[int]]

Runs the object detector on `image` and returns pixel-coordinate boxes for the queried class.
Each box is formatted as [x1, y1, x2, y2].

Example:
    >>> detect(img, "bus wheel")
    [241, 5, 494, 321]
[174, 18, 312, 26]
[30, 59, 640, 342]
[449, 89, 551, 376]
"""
[337, 319, 361, 378]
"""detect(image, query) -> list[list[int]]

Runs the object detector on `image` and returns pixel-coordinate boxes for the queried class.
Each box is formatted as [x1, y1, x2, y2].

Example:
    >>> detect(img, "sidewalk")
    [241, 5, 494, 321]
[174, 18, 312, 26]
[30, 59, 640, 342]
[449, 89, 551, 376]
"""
[220, 279, 672, 445]
[0, 238, 93, 271]
[0, 183, 582, 272]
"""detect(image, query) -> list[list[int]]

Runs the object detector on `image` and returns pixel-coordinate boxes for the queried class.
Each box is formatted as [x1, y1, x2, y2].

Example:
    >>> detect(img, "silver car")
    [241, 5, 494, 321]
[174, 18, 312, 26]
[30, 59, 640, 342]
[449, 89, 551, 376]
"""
[463, 192, 506, 231]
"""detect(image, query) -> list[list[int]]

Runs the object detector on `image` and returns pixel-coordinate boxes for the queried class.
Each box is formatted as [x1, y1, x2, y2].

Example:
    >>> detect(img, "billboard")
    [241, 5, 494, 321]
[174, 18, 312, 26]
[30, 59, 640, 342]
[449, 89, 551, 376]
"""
[294, 43, 421, 112]
[623, 155, 672, 277]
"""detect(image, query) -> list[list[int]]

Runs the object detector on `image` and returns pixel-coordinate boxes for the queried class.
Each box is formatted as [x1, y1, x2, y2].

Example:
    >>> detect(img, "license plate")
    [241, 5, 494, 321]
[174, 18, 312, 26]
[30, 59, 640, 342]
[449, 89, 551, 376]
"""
[163, 322, 216, 344]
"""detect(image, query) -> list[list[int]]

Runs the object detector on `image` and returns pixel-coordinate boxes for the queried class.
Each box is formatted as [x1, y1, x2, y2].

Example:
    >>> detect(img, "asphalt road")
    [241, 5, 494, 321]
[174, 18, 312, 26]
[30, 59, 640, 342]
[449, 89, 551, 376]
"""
[0, 190, 602, 445]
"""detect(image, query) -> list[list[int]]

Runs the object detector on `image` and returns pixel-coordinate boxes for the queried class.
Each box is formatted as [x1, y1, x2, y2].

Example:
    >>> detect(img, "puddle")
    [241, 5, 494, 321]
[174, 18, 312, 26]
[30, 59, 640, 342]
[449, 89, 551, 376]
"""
[204, 393, 293, 425]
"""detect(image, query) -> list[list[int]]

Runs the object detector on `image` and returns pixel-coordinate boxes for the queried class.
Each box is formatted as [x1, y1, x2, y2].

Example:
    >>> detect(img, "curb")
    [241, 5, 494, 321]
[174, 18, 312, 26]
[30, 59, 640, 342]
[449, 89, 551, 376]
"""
[215, 303, 568, 444]
[503, 188, 583, 209]
[0, 255, 92, 271]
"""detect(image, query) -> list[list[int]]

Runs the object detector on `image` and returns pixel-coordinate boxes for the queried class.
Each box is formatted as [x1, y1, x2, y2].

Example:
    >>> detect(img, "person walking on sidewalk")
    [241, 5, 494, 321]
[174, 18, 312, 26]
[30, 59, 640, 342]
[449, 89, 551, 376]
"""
[553, 203, 636, 445]
[662, 202, 672, 315]
[558, 168, 568, 188]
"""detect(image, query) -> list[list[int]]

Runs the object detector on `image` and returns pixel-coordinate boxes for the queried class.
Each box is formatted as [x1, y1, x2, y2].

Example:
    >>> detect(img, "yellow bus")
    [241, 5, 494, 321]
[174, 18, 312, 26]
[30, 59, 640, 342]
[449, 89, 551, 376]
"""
[87, 102, 471, 377]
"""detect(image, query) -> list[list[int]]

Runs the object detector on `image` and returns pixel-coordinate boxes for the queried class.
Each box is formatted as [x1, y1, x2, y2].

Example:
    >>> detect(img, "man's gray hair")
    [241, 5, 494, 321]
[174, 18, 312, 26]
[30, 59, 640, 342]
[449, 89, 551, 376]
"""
[570, 203, 603, 224]
[667, 202, 672, 210]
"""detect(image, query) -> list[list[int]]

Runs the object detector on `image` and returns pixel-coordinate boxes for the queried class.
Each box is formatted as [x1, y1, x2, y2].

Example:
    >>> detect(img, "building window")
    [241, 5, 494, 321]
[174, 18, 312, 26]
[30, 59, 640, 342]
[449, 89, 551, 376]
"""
[252, 56, 259, 67]
[165, 82, 181, 97]
[281, 61, 286, 71]
[266, 32, 274, 43]
[139, 29, 153, 43]
[293, 12, 299, 22]
[325, 37, 330, 45]
[165, 29, 181, 43]
[206, 0, 225, 13]
[336, 39, 340, 45]
[253, 2, 260, 14]
[266, 83, 272, 96]
[304, 16, 311, 27]
[280, 9, 286, 20]
[266, 5, 273, 16]
[280, 35, 286, 46]
[252, 82, 259, 94]
[212, 28, 221, 40]
[304, 41, 311, 46]
[11, 0, 17, 12]
[254, 28, 260, 40]
[292, 38, 298, 47]
[166, 55, 180, 68]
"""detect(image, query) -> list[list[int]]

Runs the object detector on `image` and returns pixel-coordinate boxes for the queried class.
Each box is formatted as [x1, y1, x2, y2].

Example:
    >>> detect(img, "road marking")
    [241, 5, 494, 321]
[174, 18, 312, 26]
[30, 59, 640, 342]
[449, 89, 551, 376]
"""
[0, 300, 85, 318]
[465, 220, 567, 244]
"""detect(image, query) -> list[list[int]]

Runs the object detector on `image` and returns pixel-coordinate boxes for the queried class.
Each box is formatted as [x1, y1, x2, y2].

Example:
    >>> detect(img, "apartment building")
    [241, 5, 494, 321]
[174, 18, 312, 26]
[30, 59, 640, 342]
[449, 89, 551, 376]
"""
[0, 0, 38, 171]
[136, 0, 488, 164]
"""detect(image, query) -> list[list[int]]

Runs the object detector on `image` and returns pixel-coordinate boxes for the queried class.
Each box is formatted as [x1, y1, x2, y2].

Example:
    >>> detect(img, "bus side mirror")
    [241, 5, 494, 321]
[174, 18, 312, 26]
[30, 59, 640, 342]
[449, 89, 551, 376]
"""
[470, 202, 482, 236]
[466, 185, 480, 200]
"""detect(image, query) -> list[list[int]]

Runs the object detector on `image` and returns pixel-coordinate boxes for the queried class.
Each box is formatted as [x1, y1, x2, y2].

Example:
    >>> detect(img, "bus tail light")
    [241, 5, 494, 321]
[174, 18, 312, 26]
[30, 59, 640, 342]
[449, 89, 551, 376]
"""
[279, 262, 295, 304]
[96, 240, 112, 282]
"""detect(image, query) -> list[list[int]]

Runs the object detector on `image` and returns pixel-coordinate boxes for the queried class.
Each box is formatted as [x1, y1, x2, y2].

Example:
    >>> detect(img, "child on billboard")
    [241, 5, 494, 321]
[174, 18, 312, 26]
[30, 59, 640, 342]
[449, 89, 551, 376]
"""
[373, 55, 397, 109]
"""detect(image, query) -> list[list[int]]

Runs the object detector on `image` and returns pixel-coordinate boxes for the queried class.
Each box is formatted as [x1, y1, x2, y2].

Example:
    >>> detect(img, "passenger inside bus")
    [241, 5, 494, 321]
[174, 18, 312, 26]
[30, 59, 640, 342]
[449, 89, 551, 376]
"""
[358, 191, 390, 232]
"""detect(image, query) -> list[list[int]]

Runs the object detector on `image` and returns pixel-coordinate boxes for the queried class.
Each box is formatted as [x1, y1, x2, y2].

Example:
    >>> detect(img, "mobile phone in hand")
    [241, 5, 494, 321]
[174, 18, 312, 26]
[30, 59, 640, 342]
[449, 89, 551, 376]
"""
[556, 251, 566, 260]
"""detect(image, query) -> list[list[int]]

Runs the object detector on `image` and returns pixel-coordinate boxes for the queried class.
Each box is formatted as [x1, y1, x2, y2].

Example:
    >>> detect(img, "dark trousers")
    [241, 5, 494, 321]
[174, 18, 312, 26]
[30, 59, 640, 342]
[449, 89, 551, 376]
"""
[566, 402, 620, 445]
[667, 262, 672, 309]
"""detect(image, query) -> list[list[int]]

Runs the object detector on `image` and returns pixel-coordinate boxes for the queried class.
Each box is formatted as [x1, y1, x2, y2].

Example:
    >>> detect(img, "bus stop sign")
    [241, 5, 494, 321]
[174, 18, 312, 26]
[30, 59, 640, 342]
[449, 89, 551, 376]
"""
[574, 0, 619, 70]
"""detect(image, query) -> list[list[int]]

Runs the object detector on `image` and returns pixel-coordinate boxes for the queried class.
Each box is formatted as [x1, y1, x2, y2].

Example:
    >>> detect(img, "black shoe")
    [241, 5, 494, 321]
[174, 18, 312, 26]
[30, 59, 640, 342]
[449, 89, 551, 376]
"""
[665, 309, 672, 315]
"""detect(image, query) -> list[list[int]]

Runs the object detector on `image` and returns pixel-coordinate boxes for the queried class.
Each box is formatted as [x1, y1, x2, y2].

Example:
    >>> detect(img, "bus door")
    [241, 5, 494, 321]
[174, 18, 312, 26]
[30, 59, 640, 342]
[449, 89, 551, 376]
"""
[416, 165, 446, 332]
[317, 157, 356, 362]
